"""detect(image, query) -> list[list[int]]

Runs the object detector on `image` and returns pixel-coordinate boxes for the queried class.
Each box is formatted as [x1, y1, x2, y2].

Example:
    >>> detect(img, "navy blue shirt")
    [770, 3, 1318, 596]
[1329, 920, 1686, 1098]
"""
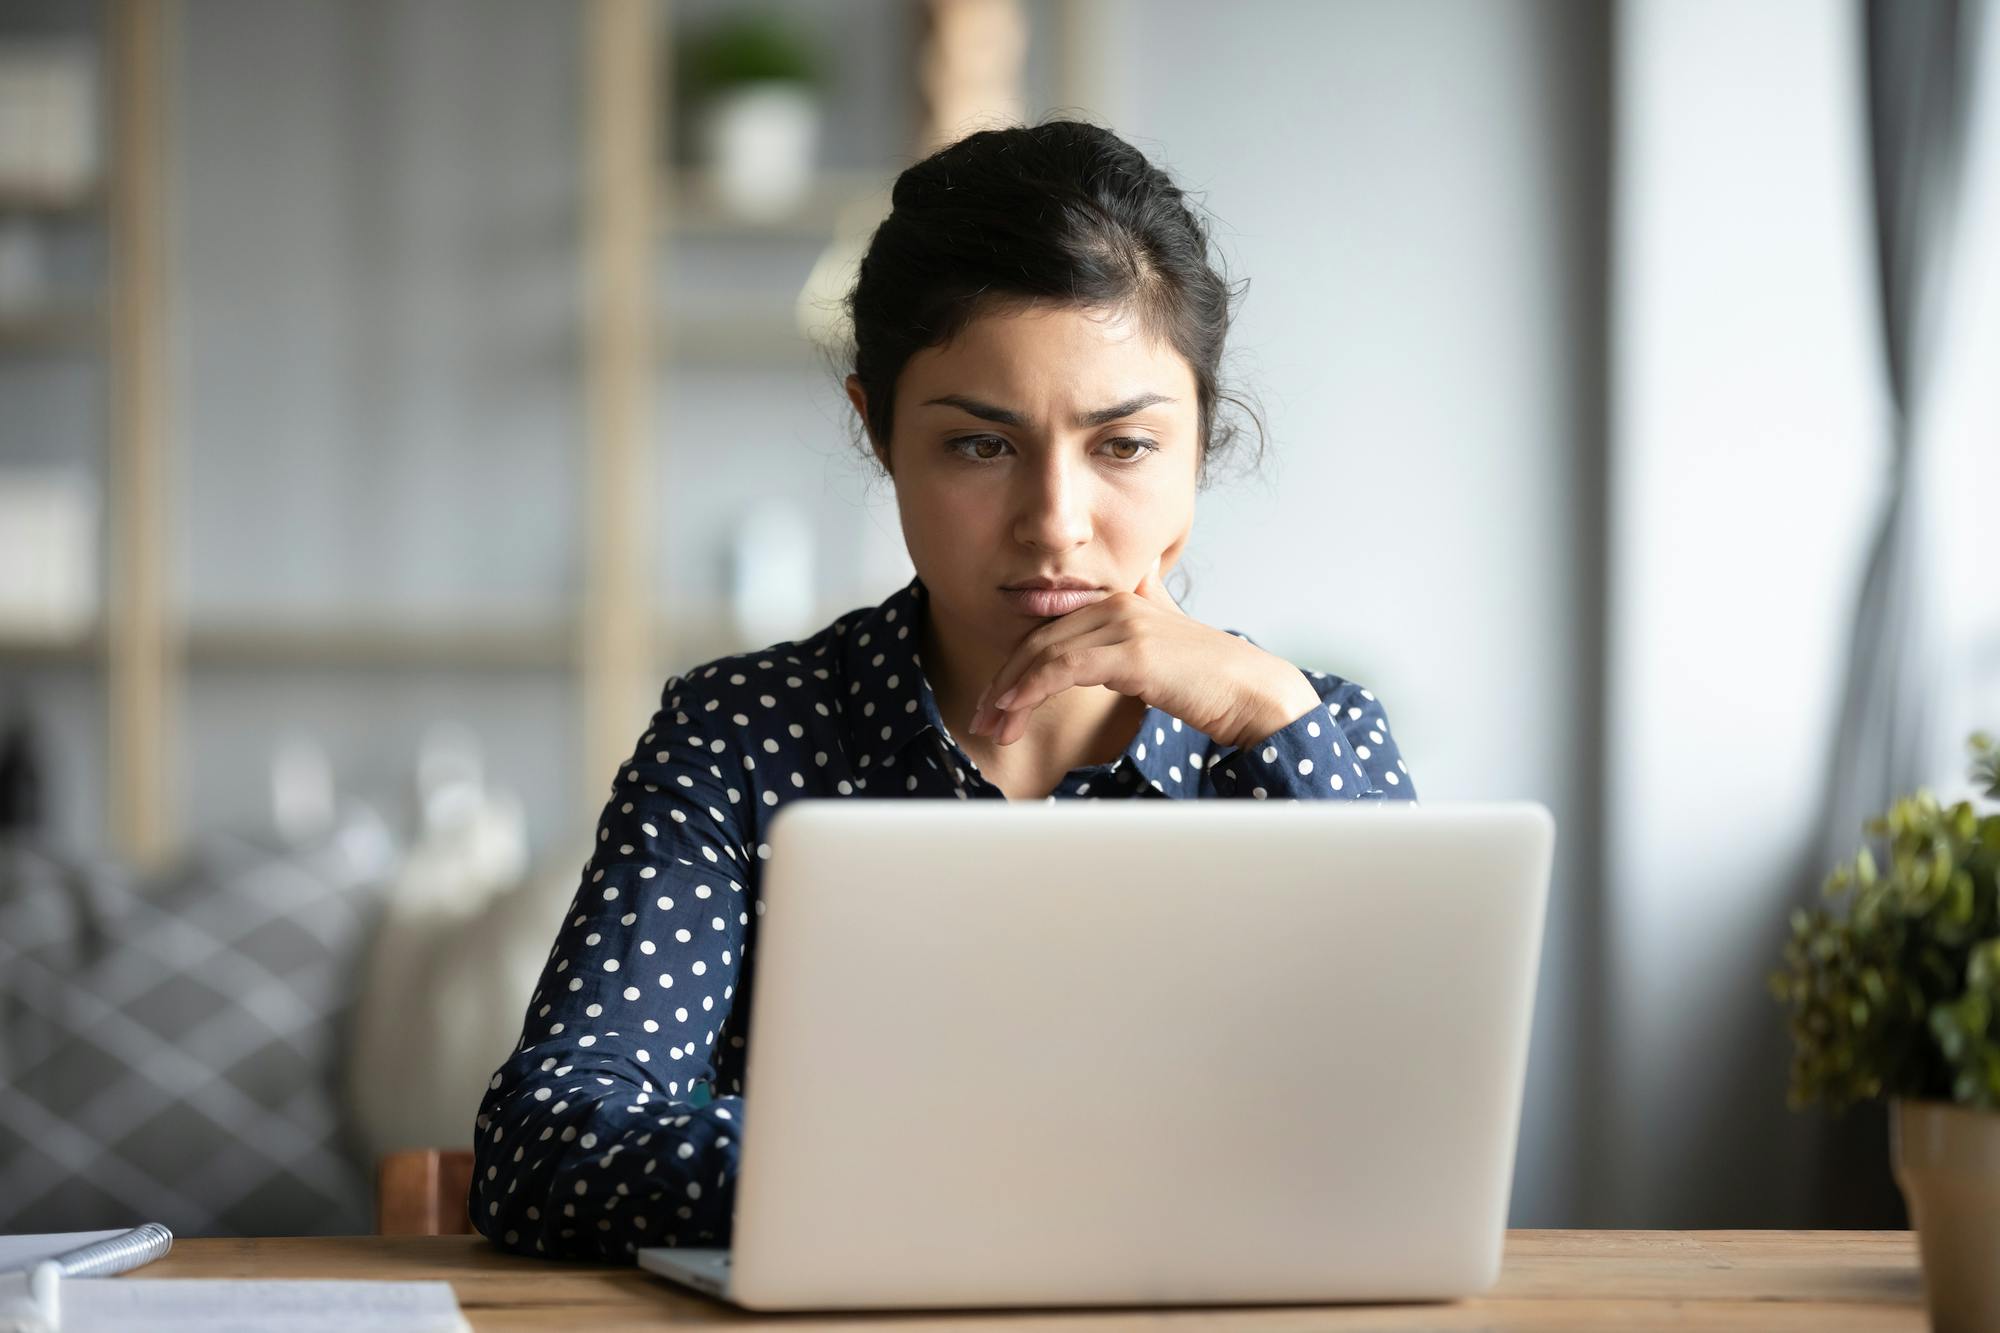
[471, 575, 1415, 1259]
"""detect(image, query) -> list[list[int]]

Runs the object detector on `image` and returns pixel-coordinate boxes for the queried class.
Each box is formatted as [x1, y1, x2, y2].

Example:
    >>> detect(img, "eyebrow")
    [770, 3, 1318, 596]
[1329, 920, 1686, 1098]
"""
[917, 392, 1176, 429]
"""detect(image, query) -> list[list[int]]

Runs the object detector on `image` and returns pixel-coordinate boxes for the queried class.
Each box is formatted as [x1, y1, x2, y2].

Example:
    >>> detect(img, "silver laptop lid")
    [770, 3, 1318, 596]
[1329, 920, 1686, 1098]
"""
[727, 801, 1554, 1311]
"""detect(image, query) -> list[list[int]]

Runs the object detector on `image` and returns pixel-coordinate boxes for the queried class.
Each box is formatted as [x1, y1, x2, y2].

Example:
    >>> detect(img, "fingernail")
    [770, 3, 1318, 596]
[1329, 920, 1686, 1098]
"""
[994, 688, 1017, 709]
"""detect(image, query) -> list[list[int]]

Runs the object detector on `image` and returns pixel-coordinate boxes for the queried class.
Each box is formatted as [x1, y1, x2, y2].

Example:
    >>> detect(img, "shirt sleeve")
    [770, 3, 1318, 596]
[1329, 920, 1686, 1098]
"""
[471, 675, 755, 1261]
[1199, 650, 1416, 802]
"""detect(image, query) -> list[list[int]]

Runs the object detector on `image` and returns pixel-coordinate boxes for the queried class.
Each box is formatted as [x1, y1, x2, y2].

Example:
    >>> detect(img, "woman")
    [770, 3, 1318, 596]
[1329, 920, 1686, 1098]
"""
[471, 120, 1415, 1261]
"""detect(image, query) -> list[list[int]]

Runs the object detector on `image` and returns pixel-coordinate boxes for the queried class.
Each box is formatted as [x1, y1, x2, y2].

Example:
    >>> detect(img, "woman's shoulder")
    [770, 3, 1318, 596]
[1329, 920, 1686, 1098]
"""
[656, 599, 902, 739]
[661, 627, 840, 712]
[651, 642, 841, 768]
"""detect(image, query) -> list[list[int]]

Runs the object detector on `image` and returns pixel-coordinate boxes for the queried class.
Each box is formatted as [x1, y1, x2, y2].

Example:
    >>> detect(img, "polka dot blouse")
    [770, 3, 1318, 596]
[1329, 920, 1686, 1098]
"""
[470, 574, 1415, 1260]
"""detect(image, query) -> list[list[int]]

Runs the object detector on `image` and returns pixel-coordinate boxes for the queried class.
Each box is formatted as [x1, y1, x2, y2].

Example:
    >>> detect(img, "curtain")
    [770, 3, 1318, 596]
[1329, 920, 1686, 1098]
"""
[1820, 0, 1983, 886]
[1809, 0, 1985, 1226]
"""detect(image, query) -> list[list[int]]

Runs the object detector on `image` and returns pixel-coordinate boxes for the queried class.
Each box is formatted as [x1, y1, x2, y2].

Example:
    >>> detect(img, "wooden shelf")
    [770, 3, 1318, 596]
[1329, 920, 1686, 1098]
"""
[0, 305, 104, 350]
[0, 182, 104, 214]
[0, 619, 575, 670]
[662, 168, 889, 241]
[1, 600, 868, 675]
[184, 618, 578, 670]
[0, 626, 98, 664]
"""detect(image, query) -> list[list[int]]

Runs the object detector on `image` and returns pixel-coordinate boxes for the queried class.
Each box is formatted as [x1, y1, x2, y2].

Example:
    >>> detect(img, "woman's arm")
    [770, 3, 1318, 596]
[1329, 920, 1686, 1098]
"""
[471, 677, 755, 1261]
[1198, 664, 1415, 801]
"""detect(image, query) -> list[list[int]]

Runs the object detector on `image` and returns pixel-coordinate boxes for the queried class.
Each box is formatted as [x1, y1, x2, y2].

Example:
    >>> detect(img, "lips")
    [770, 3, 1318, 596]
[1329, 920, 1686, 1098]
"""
[1003, 577, 1096, 590]
[1000, 585, 1107, 617]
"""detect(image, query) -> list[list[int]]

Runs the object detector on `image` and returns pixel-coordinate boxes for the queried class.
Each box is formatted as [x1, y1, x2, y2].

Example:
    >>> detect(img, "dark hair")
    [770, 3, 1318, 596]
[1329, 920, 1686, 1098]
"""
[842, 119, 1264, 488]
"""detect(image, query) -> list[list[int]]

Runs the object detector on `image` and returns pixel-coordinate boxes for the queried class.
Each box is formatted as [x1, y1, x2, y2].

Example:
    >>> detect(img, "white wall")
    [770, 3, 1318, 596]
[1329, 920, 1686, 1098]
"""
[1102, 0, 1609, 1224]
[1605, 0, 1886, 1223]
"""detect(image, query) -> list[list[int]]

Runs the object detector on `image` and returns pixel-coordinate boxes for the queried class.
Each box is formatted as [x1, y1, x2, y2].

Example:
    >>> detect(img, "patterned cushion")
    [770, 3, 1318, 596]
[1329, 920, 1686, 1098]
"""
[0, 816, 395, 1236]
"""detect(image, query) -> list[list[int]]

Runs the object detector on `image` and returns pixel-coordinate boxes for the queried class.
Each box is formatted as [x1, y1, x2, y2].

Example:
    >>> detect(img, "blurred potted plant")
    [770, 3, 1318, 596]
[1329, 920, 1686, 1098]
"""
[1771, 731, 2000, 1333]
[680, 11, 823, 222]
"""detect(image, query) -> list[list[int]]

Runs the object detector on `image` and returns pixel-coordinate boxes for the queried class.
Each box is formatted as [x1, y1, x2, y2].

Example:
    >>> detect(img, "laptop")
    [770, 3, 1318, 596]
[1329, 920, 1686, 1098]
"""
[639, 799, 1554, 1312]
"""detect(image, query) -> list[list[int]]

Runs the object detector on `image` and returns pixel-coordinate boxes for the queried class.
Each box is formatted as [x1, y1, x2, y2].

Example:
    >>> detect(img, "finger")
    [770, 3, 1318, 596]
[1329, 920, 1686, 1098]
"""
[972, 624, 1118, 738]
[990, 630, 1130, 744]
[979, 599, 1118, 714]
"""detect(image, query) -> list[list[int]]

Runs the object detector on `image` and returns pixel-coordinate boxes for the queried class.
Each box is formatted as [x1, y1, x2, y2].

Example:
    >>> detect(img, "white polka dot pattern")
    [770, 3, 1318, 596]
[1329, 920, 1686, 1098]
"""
[470, 575, 1414, 1260]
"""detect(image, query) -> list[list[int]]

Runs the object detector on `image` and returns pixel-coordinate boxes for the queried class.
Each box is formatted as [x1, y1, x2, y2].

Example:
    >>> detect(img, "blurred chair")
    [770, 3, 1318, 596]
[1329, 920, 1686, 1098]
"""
[376, 1148, 476, 1236]
[0, 828, 394, 1237]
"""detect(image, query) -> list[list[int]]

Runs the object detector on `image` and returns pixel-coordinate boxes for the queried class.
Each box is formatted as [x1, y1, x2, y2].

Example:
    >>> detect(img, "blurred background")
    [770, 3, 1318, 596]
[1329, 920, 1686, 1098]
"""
[2, 0, 1997, 1240]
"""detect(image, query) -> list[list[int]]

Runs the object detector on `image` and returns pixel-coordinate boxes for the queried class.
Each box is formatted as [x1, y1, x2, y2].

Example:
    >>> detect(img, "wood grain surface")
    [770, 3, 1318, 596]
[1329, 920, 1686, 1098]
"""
[142, 1230, 1926, 1330]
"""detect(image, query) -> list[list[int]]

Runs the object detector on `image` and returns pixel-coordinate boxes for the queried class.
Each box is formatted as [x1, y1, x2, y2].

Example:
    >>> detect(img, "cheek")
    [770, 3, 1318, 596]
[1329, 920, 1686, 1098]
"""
[894, 471, 1003, 560]
[1109, 470, 1194, 538]
[907, 470, 1002, 522]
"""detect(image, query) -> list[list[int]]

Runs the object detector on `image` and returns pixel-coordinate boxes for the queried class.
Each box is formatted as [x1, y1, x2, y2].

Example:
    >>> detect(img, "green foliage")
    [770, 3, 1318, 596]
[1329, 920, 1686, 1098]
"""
[1770, 732, 2000, 1113]
[680, 11, 821, 100]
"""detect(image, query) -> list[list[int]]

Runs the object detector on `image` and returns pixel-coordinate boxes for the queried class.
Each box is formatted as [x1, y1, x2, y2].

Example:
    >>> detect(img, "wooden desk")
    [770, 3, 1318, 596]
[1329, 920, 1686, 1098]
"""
[146, 1231, 1924, 1330]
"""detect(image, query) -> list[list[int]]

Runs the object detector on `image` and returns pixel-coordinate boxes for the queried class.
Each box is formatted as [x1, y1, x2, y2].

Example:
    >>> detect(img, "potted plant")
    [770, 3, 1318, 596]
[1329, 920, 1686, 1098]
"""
[1771, 731, 2000, 1333]
[679, 12, 824, 222]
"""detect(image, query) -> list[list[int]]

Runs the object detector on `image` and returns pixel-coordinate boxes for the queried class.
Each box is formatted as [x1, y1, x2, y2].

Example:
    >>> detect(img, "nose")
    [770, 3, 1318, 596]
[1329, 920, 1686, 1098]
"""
[1011, 448, 1092, 553]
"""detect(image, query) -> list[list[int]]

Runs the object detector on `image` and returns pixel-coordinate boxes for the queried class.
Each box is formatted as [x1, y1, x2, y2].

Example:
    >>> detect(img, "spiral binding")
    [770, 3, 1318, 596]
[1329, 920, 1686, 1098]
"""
[51, 1223, 174, 1278]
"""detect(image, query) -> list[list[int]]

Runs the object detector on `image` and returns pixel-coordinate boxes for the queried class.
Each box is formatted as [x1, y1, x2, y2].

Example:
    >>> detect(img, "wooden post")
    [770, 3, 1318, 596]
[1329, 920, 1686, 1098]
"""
[106, 0, 177, 869]
[917, 0, 1028, 153]
[579, 0, 659, 817]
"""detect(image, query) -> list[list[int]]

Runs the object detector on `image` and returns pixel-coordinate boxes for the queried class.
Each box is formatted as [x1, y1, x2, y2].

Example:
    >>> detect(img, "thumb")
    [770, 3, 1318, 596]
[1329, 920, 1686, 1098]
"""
[1137, 560, 1185, 614]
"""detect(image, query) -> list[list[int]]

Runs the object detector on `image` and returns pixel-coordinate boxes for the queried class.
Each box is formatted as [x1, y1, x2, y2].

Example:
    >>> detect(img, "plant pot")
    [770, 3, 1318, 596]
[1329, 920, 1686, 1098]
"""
[695, 82, 820, 222]
[1891, 1097, 2000, 1333]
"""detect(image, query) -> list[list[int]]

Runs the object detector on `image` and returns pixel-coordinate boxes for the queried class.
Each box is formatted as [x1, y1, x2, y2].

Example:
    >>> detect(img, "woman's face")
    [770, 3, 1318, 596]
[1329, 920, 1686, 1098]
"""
[848, 301, 1201, 656]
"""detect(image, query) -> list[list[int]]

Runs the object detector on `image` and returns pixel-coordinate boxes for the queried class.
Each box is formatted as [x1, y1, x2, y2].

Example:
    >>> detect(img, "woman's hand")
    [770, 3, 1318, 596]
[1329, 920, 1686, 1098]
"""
[966, 563, 1325, 752]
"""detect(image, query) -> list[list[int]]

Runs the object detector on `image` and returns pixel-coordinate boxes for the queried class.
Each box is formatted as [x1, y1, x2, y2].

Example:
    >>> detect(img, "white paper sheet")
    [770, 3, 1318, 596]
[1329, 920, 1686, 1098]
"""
[56, 1279, 470, 1333]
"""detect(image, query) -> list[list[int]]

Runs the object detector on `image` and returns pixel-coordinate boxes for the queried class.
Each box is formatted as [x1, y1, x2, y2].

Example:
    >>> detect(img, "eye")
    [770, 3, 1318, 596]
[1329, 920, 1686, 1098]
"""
[946, 435, 1011, 461]
[1102, 437, 1160, 463]
[944, 435, 1161, 464]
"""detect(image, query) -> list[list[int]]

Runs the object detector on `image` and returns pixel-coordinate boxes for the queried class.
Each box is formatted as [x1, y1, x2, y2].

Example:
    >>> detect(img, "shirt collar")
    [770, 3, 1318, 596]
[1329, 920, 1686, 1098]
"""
[837, 575, 941, 775]
[838, 575, 1215, 792]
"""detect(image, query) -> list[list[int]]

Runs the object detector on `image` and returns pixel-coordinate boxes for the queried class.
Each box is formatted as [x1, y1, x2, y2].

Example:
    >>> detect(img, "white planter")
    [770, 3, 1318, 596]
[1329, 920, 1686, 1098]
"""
[1891, 1097, 2000, 1333]
[0, 467, 98, 639]
[0, 41, 100, 196]
[695, 82, 820, 222]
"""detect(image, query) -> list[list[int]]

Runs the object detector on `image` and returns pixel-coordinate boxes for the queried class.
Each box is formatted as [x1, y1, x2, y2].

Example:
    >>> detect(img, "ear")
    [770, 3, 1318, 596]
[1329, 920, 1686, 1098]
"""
[845, 374, 890, 474]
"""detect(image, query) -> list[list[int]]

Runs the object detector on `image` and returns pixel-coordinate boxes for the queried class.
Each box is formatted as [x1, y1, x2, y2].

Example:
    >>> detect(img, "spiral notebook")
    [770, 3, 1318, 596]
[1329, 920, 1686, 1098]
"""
[0, 1227, 175, 1281]
[1, 1227, 468, 1333]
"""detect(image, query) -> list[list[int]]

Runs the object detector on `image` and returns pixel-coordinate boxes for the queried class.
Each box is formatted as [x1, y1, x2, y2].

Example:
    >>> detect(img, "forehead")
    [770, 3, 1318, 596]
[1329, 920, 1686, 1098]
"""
[897, 302, 1196, 412]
